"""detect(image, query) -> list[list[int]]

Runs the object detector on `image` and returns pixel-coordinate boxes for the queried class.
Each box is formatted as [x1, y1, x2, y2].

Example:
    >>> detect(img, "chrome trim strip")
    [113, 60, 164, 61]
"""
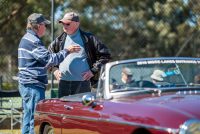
[107, 57, 200, 66]
[36, 111, 179, 133]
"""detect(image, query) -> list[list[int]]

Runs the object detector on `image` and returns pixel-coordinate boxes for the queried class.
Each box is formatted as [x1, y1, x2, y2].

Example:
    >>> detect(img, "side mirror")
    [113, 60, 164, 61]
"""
[82, 94, 95, 106]
[82, 94, 103, 110]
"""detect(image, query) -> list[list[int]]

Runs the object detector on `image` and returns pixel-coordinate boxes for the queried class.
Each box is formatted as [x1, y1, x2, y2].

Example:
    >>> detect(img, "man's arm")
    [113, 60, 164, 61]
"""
[48, 32, 67, 70]
[32, 42, 80, 68]
[48, 39, 60, 72]
[90, 35, 111, 74]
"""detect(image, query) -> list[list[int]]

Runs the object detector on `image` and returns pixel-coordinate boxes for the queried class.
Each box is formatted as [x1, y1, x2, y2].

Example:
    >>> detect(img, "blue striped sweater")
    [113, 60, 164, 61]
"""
[18, 29, 68, 88]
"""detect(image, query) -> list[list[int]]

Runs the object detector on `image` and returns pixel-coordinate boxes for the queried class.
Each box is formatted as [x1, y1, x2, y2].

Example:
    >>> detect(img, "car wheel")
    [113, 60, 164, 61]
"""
[43, 124, 54, 134]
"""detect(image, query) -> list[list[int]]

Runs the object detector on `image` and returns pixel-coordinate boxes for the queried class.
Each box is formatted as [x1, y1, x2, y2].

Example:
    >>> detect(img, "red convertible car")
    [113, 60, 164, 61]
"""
[34, 57, 200, 134]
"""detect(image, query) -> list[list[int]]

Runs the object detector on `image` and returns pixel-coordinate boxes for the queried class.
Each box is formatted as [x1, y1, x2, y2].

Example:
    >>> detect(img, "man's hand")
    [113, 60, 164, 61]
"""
[82, 70, 94, 81]
[54, 69, 62, 81]
[66, 45, 81, 53]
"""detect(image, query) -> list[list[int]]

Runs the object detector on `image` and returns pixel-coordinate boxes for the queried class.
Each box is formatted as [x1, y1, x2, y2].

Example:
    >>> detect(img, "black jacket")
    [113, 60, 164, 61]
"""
[48, 29, 111, 86]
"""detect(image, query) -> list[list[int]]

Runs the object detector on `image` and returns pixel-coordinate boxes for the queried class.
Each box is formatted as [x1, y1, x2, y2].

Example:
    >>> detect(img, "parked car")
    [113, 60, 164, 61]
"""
[34, 57, 200, 134]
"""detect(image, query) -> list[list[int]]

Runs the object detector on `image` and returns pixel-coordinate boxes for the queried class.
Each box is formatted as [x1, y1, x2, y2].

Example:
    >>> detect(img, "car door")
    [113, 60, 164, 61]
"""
[61, 101, 101, 134]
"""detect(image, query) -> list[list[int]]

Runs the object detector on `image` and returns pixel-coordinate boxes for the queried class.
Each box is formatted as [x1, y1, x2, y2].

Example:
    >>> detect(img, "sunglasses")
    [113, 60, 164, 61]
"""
[62, 22, 71, 26]
[127, 75, 133, 78]
[39, 23, 47, 27]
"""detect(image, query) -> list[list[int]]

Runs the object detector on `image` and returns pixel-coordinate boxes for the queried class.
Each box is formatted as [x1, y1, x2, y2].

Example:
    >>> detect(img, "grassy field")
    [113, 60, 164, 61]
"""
[0, 129, 20, 134]
[0, 97, 22, 109]
[0, 90, 53, 134]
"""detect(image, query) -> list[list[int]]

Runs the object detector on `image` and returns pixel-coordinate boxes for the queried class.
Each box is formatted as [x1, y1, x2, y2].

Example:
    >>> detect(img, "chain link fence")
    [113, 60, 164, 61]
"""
[0, 0, 200, 110]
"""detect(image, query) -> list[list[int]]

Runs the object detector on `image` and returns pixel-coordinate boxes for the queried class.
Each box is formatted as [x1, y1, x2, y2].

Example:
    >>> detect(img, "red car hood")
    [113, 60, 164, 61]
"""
[109, 92, 200, 129]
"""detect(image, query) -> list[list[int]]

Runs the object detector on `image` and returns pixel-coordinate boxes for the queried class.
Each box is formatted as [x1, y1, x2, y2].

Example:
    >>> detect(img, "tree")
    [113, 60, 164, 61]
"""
[0, 0, 53, 88]
[0, 0, 54, 55]
[55, 0, 200, 59]
[0, 0, 199, 83]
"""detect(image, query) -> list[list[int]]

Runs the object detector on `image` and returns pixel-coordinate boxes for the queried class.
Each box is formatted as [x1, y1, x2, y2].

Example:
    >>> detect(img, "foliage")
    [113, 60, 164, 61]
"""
[0, 0, 200, 72]
[2, 82, 17, 90]
[55, 0, 200, 59]
[0, 0, 54, 86]
[0, 0, 52, 56]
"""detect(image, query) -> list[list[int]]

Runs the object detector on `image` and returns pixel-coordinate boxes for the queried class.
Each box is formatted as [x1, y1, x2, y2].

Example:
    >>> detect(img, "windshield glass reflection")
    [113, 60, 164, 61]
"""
[109, 59, 200, 92]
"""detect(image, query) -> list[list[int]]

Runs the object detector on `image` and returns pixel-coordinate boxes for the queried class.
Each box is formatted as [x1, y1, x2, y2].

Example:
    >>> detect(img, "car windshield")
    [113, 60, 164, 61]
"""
[109, 59, 200, 92]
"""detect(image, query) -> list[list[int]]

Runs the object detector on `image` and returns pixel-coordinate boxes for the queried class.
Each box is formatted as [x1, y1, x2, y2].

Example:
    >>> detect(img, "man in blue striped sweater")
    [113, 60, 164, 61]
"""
[18, 13, 80, 134]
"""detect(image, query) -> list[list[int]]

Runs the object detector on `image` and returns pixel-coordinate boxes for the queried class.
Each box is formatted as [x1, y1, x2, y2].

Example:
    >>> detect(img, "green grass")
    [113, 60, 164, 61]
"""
[0, 129, 20, 134]
[0, 97, 22, 109]
[0, 90, 55, 133]
[0, 90, 53, 109]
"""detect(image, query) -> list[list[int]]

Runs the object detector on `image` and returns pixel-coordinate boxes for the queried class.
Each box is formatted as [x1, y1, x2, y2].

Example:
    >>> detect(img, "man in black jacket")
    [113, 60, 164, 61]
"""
[48, 11, 111, 97]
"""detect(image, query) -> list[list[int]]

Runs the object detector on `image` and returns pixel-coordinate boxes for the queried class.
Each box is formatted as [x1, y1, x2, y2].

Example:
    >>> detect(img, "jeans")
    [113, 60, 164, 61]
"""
[19, 83, 45, 134]
[58, 80, 91, 98]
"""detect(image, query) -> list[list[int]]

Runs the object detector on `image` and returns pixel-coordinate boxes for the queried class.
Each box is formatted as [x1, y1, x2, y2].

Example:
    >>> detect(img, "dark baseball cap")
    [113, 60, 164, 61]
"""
[27, 13, 51, 24]
[59, 12, 79, 23]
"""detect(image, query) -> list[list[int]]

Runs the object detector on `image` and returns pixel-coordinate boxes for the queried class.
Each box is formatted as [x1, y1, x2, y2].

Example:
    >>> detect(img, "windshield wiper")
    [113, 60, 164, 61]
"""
[189, 83, 200, 87]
